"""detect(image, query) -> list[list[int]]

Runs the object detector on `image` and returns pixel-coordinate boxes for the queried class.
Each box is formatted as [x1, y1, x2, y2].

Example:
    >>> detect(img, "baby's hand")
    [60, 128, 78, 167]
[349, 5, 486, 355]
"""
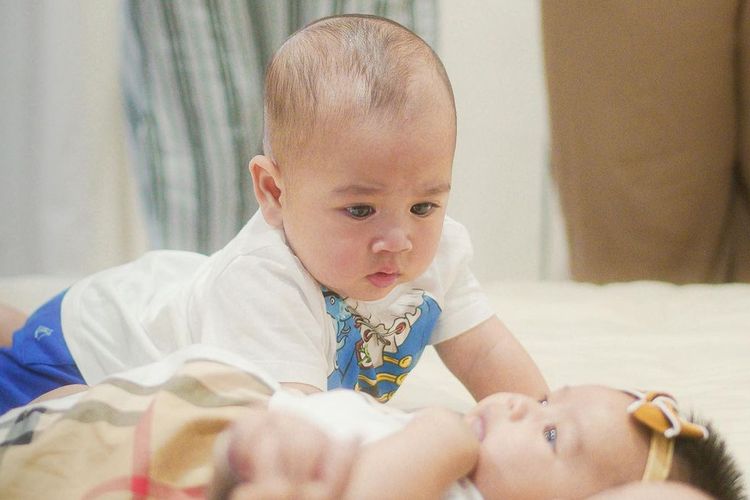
[208, 408, 359, 500]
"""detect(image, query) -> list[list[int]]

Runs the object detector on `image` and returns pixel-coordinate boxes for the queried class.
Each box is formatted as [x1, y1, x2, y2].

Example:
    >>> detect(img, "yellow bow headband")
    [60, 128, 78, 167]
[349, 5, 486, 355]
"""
[623, 389, 709, 481]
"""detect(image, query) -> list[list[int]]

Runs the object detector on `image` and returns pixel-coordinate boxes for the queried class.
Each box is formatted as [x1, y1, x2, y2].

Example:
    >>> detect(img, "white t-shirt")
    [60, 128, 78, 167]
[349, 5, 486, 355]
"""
[270, 389, 483, 500]
[62, 211, 494, 397]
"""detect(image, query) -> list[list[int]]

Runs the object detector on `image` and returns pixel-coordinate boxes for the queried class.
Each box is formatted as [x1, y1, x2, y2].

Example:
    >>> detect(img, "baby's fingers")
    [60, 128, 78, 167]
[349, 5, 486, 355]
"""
[275, 416, 332, 482]
[317, 436, 361, 498]
[228, 476, 354, 500]
[228, 479, 299, 500]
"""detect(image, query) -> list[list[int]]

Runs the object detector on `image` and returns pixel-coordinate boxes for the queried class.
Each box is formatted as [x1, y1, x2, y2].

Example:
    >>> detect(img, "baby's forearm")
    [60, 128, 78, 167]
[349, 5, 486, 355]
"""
[342, 407, 479, 500]
[437, 316, 549, 401]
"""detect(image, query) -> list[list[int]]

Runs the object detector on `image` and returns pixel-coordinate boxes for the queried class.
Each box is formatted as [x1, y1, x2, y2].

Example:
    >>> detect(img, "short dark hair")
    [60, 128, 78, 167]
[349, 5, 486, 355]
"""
[263, 14, 455, 165]
[671, 415, 746, 500]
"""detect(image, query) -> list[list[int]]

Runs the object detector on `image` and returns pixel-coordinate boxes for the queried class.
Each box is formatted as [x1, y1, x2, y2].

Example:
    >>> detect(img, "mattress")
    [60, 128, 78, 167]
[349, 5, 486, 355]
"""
[1, 275, 748, 484]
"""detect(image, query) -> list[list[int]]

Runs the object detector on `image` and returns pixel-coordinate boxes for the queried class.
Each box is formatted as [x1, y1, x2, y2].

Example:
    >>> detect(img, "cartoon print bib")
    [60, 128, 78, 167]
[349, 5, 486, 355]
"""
[325, 287, 441, 402]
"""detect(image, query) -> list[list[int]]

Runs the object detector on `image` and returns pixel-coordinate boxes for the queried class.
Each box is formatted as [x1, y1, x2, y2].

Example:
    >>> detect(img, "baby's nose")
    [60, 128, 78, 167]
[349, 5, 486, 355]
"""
[371, 226, 413, 253]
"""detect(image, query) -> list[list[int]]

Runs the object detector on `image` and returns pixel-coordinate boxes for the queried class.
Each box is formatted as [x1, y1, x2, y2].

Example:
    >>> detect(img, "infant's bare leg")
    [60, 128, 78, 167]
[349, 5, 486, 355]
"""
[0, 303, 27, 347]
[30, 384, 89, 403]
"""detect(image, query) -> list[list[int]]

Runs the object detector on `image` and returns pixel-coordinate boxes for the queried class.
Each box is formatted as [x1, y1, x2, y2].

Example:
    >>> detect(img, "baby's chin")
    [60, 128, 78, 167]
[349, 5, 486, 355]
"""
[463, 413, 485, 442]
[326, 281, 400, 301]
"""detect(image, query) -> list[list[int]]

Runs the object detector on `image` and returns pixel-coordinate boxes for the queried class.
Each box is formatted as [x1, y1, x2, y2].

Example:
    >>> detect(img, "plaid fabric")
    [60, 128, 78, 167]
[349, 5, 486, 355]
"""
[0, 360, 274, 499]
[122, 0, 438, 253]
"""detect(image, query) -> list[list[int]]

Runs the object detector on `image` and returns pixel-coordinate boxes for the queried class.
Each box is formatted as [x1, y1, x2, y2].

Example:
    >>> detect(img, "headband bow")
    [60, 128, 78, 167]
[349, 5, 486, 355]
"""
[623, 389, 708, 481]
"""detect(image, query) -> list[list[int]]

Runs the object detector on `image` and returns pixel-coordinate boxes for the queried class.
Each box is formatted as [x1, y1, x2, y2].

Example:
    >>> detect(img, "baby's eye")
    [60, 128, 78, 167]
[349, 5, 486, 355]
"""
[346, 205, 374, 219]
[410, 202, 437, 216]
[543, 425, 558, 450]
[538, 396, 549, 406]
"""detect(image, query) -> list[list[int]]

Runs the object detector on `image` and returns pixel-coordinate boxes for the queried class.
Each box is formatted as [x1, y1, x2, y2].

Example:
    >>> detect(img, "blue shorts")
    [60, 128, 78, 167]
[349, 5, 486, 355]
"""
[0, 290, 85, 415]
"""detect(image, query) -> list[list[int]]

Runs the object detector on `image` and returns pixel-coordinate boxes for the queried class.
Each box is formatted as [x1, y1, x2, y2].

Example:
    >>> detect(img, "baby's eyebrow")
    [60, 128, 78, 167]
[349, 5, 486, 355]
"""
[332, 184, 384, 196]
[567, 409, 584, 457]
[420, 182, 451, 196]
[333, 184, 382, 194]
[553, 386, 584, 457]
[331, 182, 451, 197]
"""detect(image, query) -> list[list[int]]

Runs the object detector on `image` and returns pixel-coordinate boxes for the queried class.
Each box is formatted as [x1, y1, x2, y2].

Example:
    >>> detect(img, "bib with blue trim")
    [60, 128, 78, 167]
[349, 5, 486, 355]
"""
[324, 287, 441, 402]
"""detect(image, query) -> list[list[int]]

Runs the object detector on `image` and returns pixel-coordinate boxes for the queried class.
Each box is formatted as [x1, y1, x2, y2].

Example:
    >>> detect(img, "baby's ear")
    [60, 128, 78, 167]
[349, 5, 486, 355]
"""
[249, 155, 283, 228]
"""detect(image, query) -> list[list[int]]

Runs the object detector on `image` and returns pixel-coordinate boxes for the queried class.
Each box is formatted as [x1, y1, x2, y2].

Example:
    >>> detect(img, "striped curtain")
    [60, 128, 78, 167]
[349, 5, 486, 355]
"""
[121, 0, 438, 254]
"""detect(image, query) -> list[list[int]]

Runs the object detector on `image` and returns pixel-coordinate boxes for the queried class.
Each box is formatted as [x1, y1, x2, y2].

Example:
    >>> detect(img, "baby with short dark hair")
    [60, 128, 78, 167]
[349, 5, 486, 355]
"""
[1, 14, 548, 415]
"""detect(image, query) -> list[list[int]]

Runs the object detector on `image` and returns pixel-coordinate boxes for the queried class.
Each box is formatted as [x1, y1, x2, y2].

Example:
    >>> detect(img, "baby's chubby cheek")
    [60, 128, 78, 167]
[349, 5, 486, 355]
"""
[318, 251, 361, 287]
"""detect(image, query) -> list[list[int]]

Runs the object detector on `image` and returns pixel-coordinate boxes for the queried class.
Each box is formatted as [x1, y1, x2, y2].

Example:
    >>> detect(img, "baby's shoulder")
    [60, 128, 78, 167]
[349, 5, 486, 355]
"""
[203, 219, 321, 303]
[433, 216, 474, 266]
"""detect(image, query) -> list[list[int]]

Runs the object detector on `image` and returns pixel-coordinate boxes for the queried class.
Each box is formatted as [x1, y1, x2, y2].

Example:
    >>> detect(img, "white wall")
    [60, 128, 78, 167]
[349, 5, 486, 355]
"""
[439, 0, 568, 282]
[0, 0, 148, 277]
[0, 0, 567, 282]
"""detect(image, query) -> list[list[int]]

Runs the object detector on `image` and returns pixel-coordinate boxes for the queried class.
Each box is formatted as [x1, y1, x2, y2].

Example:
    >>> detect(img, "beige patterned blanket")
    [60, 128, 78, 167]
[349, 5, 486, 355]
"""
[0, 354, 274, 499]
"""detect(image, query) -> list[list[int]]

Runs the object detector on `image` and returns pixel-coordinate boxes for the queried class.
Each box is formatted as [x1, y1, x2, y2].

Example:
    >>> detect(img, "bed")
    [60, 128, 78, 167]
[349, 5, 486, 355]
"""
[1, 275, 748, 489]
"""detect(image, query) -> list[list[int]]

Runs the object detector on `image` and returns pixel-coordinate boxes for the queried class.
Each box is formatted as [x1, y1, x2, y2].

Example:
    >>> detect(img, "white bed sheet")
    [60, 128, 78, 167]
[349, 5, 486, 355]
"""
[1, 276, 748, 484]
